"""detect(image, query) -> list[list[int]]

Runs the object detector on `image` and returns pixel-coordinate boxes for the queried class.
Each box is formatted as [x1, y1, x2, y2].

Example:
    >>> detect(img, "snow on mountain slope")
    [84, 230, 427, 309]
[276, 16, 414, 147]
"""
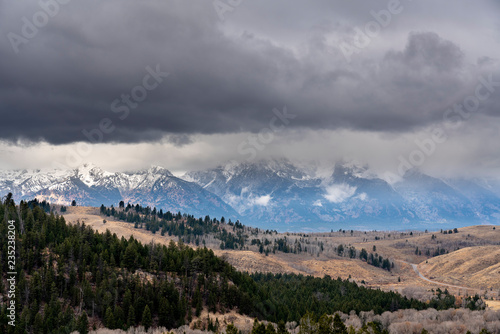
[1, 160, 500, 231]
[185, 159, 322, 227]
[0, 164, 238, 219]
[185, 160, 500, 230]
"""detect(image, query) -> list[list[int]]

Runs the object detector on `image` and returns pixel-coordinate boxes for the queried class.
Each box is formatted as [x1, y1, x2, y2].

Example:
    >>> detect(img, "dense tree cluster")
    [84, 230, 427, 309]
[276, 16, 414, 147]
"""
[250, 273, 426, 321]
[26, 199, 52, 213]
[336, 246, 393, 272]
[251, 237, 324, 256]
[100, 204, 247, 250]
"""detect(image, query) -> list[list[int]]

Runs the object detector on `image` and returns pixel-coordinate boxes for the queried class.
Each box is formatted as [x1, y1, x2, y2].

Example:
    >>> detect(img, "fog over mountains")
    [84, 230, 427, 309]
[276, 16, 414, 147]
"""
[1, 159, 500, 231]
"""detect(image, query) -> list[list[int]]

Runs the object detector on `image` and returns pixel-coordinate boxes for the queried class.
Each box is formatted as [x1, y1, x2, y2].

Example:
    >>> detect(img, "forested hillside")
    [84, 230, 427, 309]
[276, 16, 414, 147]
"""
[98, 203, 395, 271]
[0, 195, 476, 333]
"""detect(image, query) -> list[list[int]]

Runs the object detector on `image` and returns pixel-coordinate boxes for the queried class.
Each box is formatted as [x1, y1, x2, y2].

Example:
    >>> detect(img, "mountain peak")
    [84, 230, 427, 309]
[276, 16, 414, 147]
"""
[76, 163, 100, 173]
[333, 160, 375, 180]
[74, 164, 112, 187]
[221, 158, 307, 179]
[146, 165, 173, 176]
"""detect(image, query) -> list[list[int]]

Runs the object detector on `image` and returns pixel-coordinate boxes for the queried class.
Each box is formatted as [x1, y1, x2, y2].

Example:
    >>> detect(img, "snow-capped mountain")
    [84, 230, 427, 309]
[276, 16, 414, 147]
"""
[185, 160, 409, 230]
[1, 160, 499, 231]
[0, 164, 238, 219]
[185, 159, 323, 229]
[185, 159, 500, 230]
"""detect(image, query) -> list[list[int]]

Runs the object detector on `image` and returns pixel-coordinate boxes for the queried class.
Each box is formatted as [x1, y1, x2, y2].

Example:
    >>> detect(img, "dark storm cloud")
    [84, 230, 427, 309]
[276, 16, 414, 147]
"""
[0, 0, 499, 145]
[386, 32, 464, 72]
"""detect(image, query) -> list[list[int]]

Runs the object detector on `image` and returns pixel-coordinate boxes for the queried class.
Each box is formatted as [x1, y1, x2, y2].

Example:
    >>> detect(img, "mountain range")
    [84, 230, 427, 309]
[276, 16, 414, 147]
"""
[1, 160, 500, 231]
[0, 164, 238, 220]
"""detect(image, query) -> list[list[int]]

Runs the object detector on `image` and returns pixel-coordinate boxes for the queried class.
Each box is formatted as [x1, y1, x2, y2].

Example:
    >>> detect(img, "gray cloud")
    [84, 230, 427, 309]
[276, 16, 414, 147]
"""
[0, 0, 499, 146]
[386, 32, 464, 72]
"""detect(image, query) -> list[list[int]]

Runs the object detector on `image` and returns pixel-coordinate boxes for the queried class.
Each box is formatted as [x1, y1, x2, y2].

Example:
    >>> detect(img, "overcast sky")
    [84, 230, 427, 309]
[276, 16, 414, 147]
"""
[1, 0, 500, 177]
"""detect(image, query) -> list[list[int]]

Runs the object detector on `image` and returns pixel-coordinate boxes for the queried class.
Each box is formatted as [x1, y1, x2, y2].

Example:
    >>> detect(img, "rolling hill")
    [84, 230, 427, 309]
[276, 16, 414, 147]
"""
[419, 245, 500, 290]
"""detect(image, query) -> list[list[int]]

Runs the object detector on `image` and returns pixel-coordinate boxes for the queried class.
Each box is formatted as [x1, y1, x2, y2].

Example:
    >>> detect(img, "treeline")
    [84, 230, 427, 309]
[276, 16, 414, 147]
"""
[100, 203, 247, 250]
[251, 237, 324, 256]
[0, 195, 476, 333]
[415, 244, 448, 257]
[247, 236, 393, 266]
[338, 245, 393, 271]
[99, 204, 330, 257]
[26, 198, 52, 212]
[100, 204, 351, 260]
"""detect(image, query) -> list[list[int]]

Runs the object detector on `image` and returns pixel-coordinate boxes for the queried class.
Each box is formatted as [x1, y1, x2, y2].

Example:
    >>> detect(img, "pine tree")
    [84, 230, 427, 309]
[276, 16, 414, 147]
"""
[318, 314, 332, 334]
[114, 305, 124, 330]
[33, 312, 44, 334]
[76, 311, 89, 334]
[252, 319, 266, 334]
[193, 288, 203, 317]
[104, 306, 115, 329]
[299, 313, 316, 334]
[122, 244, 136, 270]
[277, 320, 288, 334]
[142, 305, 152, 331]
[127, 305, 136, 328]
[158, 298, 170, 328]
[226, 323, 239, 334]
[332, 313, 347, 334]
[266, 323, 276, 334]
[123, 289, 132, 316]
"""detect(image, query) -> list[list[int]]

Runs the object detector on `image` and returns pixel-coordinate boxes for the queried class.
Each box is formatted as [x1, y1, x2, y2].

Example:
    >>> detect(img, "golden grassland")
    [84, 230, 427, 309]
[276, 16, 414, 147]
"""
[418, 245, 500, 290]
[486, 300, 500, 311]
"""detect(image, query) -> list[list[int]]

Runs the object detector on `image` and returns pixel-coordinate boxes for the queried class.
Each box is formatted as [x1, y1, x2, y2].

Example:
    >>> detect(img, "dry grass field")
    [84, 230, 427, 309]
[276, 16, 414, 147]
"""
[62, 206, 177, 247]
[486, 300, 500, 311]
[418, 245, 500, 289]
[352, 225, 500, 262]
[348, 225, 500, 292]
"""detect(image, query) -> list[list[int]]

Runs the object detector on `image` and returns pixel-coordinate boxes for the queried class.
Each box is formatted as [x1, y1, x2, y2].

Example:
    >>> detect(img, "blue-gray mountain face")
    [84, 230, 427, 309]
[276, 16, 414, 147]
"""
[184, 160, 500, 231]
[1, 161, 499, 231]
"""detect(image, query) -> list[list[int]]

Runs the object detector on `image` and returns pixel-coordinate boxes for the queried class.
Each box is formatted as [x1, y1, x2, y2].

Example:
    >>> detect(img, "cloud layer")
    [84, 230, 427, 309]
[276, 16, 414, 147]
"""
[1, 0, 500, 176]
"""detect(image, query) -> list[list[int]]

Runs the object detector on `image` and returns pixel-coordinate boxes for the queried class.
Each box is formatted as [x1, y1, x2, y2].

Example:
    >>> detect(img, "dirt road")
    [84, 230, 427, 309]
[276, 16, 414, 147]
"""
[398, 260, 473, 292]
